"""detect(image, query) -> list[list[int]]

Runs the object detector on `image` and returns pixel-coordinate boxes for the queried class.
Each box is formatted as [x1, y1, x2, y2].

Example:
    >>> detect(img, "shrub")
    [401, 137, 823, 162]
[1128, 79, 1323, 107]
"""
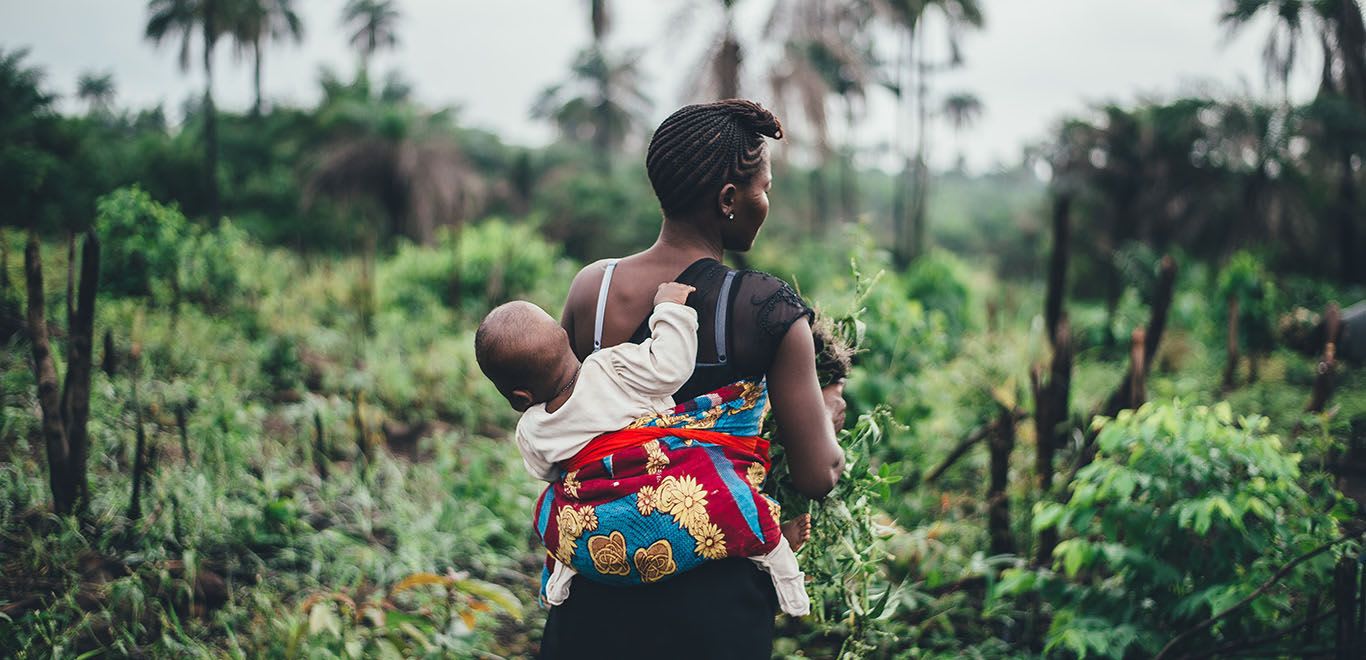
[95, 186, 189, 298]
[1002, 400, 1345, 658]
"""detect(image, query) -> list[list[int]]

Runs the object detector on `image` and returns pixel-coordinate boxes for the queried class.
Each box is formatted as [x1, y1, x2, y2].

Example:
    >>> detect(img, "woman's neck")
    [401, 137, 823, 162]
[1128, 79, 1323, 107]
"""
[648, 215, 724, 264]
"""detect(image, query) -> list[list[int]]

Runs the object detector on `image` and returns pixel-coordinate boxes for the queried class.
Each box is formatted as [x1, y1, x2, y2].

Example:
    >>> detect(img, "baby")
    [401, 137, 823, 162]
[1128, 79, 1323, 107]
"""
[475, 282, 810, 614]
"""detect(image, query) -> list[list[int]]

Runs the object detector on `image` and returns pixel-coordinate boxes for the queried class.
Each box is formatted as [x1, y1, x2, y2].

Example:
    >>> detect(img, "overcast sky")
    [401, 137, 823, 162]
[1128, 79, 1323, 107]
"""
[1, 1, 1323, 173]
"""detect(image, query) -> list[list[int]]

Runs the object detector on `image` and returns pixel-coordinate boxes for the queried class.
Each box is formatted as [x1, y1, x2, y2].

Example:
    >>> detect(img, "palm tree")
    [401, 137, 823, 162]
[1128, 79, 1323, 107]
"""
[231, 0, 304, 116]
[145, 0, 234, 220]
[76, 71, 115, 115]
[342, 0, 400, 78]
[941, 91, 981, 171]
[1223, 0, 1366, 282]
[672, 0, 746, 101]
[1221, 0, 1310, 101]
[765, 0, 880, 223]
[877, 0, 984, 267]
[588, 0, 610, 44]
[531, 47, 652, 170]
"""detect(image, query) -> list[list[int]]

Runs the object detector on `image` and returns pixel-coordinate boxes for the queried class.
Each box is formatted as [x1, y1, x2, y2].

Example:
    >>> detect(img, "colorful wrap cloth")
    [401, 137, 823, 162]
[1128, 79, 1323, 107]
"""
[533, 379, 784, 598]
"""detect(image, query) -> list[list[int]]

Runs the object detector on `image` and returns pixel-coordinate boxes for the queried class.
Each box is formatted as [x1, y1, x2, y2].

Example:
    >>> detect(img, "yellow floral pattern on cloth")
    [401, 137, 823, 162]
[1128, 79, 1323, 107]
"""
[746, 462, 767, 488]
[554, 505, 599, 565]
[636, 485, 657, 515]
[587, 531, 631, 576]
[633, 540, 677, 583]
[643, 439, 670, 475]
[658, 475, 710, 530]
[691, 522, 728, 559]
[635, 474, 735, 561]
[562, 470, 581, 499]
[763, 494, 782, 530]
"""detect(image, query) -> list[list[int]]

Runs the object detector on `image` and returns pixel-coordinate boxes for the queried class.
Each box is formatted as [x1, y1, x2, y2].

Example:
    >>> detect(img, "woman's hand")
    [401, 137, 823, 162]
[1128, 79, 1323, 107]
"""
[822, 379, 847, 434]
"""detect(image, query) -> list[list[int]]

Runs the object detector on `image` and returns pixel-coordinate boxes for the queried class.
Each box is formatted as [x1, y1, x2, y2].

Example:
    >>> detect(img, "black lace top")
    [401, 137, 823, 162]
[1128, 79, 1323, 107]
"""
[625, 258, 814, 400]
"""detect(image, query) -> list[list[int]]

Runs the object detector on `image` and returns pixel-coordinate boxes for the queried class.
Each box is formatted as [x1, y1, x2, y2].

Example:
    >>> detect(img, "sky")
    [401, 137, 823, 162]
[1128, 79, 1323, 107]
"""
[0, 1, 1325, 174]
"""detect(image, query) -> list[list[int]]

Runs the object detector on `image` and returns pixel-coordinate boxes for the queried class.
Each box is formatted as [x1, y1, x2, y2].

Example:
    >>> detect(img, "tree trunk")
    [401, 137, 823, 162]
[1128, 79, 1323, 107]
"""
[1339, 147, 1361, 284]
[593, 46, 611, 173]
[26, 235, 73, 514]
[65, 232, 74, 327]
[809, 168, 828, 234]
[910, 26, 930, 260]
[988, 406, 1016, 556]
[1034, 316, 1071, 566]
[314, 409, 328, 480]
[1127, 328, 1147, 409]
[176, 403, 191, 464]
[716, 22, 741, 100]
[1108, 256, 1177, 410]
[891, 28, 912, 270]
[1044, 194, 1072, 345]
[128, 363, 148, 521]
[60, 232, 99, 515]
[1308, 303, 1341, 413]
[203, 6, 221, 222]
[252, 36, 264, 117]
[893, 155, 913, 269]
[1223, 296, 1240, 391]
[101, 328, 117, 376]
[1, 226, 9, 289]
[841, 99, 859, 222]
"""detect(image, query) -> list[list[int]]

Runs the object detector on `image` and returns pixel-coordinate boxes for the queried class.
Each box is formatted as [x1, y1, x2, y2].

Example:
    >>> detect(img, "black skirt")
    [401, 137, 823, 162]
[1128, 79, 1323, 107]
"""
[538, 558, 778, 659]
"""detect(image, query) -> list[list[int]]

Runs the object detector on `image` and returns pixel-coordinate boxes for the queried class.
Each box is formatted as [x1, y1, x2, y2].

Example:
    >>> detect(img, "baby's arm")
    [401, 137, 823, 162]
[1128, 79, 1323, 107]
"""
[608, 283, 698, 398]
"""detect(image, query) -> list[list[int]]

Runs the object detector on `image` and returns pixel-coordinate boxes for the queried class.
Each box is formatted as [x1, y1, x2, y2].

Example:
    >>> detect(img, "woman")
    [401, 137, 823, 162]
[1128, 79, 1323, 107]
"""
[540, 99, 846, 659]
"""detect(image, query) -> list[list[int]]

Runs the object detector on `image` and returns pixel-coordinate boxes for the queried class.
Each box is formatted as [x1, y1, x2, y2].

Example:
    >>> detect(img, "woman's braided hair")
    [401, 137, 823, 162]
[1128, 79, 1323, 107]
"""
[645, 99, 783, 217]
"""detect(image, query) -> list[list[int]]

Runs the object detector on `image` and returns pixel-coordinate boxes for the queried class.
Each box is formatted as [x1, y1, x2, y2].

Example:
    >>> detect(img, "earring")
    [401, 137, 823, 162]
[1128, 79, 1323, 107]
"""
[727, 213, 735, 221]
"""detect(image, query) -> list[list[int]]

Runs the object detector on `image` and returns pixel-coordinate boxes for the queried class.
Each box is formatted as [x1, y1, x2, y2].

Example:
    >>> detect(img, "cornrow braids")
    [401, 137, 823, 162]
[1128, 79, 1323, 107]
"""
[646, 99, 783, 217]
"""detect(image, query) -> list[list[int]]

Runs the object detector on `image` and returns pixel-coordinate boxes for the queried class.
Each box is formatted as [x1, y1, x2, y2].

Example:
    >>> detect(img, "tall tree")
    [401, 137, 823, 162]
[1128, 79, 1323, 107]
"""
[877, 0, 984, 267]
[588, 0, 611, 45]
[673, 0, 747, 100]
[145, 0, 233, 220]
[342, 0, 400, 79]
[1221, 0, 1310, 100]
[76, 71, 115, 115]
[1223, 0, 1366, 282]
[532, 48, 652, 170]
[941, 91, 982, 171]
[232, 0, 304, 116]
[766, 0, 879, 222]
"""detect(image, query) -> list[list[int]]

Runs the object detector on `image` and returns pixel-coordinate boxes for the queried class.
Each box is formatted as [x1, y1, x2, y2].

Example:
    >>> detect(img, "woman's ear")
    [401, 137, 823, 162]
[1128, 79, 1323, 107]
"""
[717, 183, 738, 218]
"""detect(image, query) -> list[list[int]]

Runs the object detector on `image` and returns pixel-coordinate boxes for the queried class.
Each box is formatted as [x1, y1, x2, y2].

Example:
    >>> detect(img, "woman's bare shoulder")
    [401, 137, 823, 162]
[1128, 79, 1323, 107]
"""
[564, 259, 617, 312]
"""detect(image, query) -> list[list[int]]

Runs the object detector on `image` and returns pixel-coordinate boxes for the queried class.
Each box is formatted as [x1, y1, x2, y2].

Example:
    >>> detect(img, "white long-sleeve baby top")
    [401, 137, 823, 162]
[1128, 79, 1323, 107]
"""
[514, 302, 698, 481]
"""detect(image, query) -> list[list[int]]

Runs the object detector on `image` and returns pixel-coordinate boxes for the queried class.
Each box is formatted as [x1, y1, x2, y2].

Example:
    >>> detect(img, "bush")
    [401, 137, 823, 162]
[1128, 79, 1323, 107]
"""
[178, 219, 252, 310]
[900, 250, 975, 337]
[95, 186, 189, 298]
[1217, 251, 1279, 354]
[377, 219, 571, 319]
[1003, 400, 1345, 658]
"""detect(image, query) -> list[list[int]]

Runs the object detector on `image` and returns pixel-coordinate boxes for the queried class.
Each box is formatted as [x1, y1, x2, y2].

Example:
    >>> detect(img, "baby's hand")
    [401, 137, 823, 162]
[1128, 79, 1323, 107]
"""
[654, 282, 696, 307]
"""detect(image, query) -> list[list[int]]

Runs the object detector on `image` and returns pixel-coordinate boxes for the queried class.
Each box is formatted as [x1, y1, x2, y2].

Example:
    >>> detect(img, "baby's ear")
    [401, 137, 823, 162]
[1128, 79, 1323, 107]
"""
[510, 388, 535, 412]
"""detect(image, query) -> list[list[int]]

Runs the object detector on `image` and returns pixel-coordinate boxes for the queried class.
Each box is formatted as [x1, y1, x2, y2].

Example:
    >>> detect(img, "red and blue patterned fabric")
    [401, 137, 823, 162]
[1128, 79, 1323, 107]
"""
[533, 379, 784, 599]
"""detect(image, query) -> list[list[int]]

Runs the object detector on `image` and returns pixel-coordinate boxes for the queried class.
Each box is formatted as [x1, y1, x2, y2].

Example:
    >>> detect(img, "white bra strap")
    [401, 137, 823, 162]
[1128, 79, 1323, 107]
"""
[592, 260, 619, 353]
[714, 270, 736, 364]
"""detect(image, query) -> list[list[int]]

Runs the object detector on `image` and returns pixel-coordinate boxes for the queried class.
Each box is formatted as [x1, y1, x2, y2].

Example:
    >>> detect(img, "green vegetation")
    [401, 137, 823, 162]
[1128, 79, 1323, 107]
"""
[3, 0, 1366, 658]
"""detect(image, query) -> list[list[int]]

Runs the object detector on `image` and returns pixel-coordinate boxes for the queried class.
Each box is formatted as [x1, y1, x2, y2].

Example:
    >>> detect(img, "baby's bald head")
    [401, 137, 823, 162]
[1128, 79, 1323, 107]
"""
[475, 301, 573, 410]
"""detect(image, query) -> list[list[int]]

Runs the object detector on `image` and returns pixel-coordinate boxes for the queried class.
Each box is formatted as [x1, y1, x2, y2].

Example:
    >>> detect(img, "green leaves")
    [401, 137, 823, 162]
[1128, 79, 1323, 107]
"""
[1014, 399, 1342, 658]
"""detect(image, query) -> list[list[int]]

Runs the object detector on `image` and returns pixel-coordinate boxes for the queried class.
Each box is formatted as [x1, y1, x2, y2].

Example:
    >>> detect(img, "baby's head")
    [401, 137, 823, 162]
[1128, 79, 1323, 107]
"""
[475, 301, 576, 412]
